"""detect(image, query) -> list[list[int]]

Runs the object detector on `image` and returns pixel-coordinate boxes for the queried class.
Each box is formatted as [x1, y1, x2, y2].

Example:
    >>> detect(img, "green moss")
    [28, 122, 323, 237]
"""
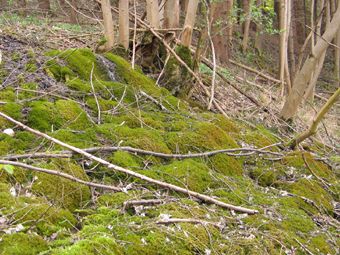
[309, 235, 335, 254]
[142, 159, 214, 192]
[0, 233, 48, 255]
[281, 178, 333, 213]
[0, 102, 22, 128]
[165, 122, 238, 153]
[207, 154, 243, 176]
[32, 159, 91, 211]
[0, 88, 16, 101]
[25, 61, 37, 72]
[50, 49, 108, 81]
[0, 131, 38, 156]
[280, 207, 316, 233]
[27, 101, 62, 131]
[55, 100, 93, 130]
[51, 128, 98, 148]
[97, 124, 170, 154]
[104, 53, 186, 111]
[52, 236, 123, 255]
[110, 151, 142, 169]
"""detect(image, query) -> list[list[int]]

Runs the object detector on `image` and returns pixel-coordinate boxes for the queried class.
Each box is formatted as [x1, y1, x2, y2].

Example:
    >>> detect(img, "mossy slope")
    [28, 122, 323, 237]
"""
[0, 48, 337, 255]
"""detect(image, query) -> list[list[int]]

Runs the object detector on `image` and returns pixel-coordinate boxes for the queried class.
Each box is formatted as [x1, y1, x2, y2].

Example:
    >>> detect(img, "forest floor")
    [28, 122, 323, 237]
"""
[0, 12, 339, 255]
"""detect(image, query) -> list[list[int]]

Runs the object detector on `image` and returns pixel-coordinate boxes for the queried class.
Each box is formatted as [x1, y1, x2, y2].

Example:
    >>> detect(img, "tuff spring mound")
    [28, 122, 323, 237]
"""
[0, 48, 338, 255]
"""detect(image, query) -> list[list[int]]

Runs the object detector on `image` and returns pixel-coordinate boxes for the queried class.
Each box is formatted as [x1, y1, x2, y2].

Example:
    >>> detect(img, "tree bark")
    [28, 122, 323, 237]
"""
[101, 0, 115, 51]
[280, 3, 340, 120]
[211, 0, 229, 64]
[242, 0, 252, 52]
[181, 0, 199, 47]
[38, 0, 50, 12]
[119, 0, 129, 49]
[164, 0, 180, 29]
[146, 0, 160, 28]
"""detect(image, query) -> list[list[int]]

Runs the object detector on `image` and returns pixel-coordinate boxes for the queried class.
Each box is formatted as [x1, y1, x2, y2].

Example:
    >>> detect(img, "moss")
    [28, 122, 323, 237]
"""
[309, 235, 335, 254]
[207, 154, 243, 176]
[49, 49, 108, 81]
[52, 236, 123, 255]
[51, 128, 98, 148]
[280, 178, 333, 213]
[165, 122, 238, 153]
[0, 233, 48, 255]
[0, 87, 16, 101]
[27, 100, 62, 131]
[32, 159, 91, 211]
[0, 102, 22, 128]
[104, 53, 186, 111]
[141, 159, 215, 192]
[97, 124, 170, 154]
[24, 61, 37, 72]
[0, 131, 38, 156]
[280, 206, 316, 233]
[110, 151, 142, 169]
[237, 125, 278, 148]
[97, 192, 135, 208]
[55, 100, 93, 130]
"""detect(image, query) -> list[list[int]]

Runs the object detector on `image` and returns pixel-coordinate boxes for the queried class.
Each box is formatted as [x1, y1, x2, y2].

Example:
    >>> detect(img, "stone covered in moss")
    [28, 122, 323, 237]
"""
[0, 233, 48, 255]
[32, 159, 91, 211]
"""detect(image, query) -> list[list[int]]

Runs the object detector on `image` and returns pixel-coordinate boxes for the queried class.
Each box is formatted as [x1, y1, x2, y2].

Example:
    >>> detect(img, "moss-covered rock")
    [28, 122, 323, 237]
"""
[0, 233, 48, 255]
[32, 159, 91, 211]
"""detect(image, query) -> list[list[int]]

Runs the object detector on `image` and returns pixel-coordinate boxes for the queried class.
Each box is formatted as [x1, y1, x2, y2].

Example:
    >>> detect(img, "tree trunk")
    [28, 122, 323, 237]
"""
[164, 0, 180, 29]
[146, 0, 160, 28]
[278, 0, 288, 93]
[226, 0, 234, 52]
[280, 3, 340, 120]
[17, 0, 26, 15]
[69, 0, 78, 23]
[211, 0, 229, 64]
[335, 30, 340, 83]
[241, 0, 252, 52]
[38, 0, 50, 12]
[119, 0, 129, 49]
[101, 0, 115, 51]
[181, 0, 199, 47]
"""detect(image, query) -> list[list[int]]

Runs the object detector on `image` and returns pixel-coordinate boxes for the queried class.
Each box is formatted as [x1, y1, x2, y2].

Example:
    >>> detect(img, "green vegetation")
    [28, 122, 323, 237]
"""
[0, 47, 336, 255]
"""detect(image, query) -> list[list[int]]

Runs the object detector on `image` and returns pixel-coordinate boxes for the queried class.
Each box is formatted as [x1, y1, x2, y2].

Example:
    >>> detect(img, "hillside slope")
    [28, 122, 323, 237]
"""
[0, 37, 338, 254]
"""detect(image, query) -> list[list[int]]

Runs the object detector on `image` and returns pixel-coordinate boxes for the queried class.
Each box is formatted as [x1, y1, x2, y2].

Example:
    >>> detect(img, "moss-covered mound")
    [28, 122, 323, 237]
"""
[0, 48, 337, 255]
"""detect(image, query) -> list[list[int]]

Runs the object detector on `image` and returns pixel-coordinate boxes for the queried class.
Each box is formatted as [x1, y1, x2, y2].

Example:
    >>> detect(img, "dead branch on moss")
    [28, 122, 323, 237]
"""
[90, 63, 101, 124]
[0, 111, 258, 214]
[156, 218, 223, 229]
[122, 198, 178, 211]
[2, 143, 283, 161]
[0, 159, 122, 192]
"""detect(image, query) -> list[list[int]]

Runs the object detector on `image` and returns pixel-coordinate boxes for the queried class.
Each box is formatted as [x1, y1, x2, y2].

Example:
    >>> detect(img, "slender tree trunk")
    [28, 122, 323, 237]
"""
[211, 0, 229, 64]
[254, 0, 263, 53]
[278, 0, 289, 94]
[119, 0, 129, 49]
[181, 0, 199, 47]
[101, 0, 115, 51]
[226, 0, 234, 52]
[146, 0, 160, 28]
[69, 0, 78, 23]
[164, 0, 180, 29]
[335, 30, 340, 82]
[241, 0, 252, 52]
[304, 0, 327, 102]
[38, 0, 50, 12]
[280, 3, 340, 120]
[17, 0, 26, 15]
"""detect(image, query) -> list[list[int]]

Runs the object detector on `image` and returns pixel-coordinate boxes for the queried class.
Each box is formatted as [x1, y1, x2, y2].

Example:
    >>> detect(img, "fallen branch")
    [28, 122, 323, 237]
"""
[90, 63, 101, 124]
[156, 218, 223, 229]
[0, 111, 258, 214]
[2, 143, 283, 161]
[122, 198, 177, 211]
[0, 159, 122, 192]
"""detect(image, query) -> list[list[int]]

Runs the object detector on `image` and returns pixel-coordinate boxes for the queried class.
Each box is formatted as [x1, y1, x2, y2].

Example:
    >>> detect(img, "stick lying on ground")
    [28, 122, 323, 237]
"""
[0, 111, 258, 214]
[0, 159, 122, 191]
[2, 143, 282, 161]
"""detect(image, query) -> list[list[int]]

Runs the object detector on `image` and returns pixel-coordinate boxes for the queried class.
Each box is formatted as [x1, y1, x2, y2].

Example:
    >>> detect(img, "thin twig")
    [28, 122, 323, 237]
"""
[0, 160, 122, 192]
[90, 63, 101, 124]
[2, 143, 283, 161]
